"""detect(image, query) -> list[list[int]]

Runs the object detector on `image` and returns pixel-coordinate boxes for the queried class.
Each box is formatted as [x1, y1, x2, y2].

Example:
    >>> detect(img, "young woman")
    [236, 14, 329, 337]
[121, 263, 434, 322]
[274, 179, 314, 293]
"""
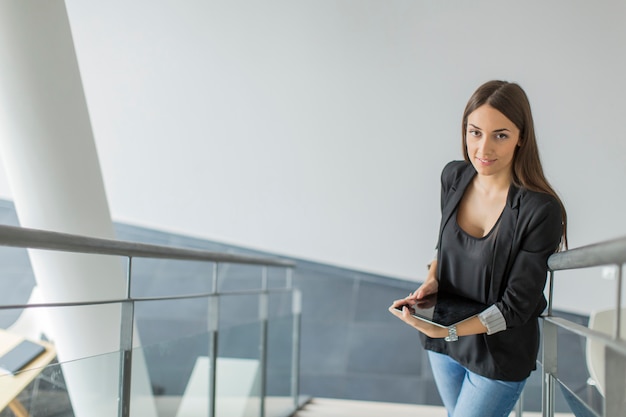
[389, 80, 567, 417]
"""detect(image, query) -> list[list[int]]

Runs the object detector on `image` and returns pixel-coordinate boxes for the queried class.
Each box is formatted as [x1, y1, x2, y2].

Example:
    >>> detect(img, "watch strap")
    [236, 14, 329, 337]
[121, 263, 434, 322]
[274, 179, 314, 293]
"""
[444, 325, 458, 342]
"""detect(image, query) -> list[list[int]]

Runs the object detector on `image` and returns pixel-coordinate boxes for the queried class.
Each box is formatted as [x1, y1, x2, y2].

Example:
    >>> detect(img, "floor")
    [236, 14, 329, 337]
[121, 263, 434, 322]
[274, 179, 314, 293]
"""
[293, 398, 576, 417]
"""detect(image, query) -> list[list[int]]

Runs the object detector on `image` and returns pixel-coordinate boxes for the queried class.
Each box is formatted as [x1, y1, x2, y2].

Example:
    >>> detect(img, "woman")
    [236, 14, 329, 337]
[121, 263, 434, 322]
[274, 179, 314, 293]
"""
[389, 80, 567, 417]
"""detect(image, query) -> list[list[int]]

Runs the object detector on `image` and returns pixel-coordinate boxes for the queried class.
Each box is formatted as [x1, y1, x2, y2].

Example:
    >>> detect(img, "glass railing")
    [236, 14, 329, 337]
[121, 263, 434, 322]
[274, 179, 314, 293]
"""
[0, 224, 301, 417]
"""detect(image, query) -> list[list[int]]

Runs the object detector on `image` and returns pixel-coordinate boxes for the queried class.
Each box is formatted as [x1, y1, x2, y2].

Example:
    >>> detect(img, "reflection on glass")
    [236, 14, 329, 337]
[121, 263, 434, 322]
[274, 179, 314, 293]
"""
[558, 381, 600, 417]
[0, 350, 127, 417]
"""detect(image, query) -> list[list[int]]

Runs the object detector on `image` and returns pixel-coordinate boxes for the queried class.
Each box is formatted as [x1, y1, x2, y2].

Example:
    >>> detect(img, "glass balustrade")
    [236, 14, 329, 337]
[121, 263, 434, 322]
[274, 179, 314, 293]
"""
[0, 227, 299, 417]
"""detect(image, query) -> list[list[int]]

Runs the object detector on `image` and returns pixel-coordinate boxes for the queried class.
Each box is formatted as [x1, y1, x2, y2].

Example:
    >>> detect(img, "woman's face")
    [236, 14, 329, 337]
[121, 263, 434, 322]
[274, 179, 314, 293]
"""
[465, 104, 520, 180]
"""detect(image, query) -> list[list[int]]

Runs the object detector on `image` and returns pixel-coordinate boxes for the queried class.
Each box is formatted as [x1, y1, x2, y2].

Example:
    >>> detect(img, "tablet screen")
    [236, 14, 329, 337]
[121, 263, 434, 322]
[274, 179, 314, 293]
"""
[396, 291, 488, 327]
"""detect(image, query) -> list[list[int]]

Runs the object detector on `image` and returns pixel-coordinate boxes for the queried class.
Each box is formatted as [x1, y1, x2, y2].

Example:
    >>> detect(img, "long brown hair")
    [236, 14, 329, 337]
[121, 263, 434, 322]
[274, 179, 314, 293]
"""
[461, 80, 568, 250]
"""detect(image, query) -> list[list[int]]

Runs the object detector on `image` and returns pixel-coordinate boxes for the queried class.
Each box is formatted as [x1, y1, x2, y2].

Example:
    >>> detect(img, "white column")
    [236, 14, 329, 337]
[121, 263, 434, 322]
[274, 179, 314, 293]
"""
[0, 1, 156, 416]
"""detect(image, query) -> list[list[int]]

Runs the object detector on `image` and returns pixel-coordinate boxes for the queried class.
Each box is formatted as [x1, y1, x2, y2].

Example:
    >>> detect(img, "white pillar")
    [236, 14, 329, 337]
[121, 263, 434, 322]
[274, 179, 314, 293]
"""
[0, 1, 156, 416]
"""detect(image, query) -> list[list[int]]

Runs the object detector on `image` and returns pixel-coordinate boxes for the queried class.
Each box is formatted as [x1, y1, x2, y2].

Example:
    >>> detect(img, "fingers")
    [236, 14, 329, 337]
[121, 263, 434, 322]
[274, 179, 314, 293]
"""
[390, 298, 405, 308]
[415, 281, 438, 299]
[404, 292, 414, 302]
[388, 304, 404, 317]
[388, 304, 410, 320]
[391, 291, 417, 308]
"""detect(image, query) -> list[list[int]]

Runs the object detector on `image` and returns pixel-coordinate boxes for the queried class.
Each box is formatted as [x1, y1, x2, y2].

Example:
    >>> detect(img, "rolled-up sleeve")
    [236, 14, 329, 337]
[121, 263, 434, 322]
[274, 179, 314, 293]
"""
[479, 305, 507, 335]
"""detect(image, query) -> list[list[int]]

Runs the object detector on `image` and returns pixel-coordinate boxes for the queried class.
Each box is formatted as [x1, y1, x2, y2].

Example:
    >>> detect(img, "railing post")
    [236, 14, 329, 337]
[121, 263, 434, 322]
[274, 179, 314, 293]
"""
[604, 264, 625, 416]
[542, 318, 557, 417]
[547, 270, 555, 317]
[541, 270, 556, 417]
[119, 300, 135, 417]
[614, 265, 622, 339]
[259, 266, 269, 417]
[207, 263, 219, 417]
[291, 284, 302, 410]
[118, 257, 135, 417]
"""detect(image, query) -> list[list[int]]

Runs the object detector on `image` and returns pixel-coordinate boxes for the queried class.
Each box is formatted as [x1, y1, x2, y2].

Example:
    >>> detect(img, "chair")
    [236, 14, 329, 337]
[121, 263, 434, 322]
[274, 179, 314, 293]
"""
[585, 308, 626, 396]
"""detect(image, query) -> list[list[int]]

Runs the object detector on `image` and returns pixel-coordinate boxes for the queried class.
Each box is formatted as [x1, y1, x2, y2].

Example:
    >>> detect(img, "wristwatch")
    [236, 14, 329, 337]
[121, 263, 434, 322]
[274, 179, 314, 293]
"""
[445, 325, 458, 342]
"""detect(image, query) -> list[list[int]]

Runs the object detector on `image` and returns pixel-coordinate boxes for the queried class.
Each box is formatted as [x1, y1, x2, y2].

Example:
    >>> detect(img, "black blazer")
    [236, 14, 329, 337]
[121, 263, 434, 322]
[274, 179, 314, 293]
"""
[423, 161, 563, 381]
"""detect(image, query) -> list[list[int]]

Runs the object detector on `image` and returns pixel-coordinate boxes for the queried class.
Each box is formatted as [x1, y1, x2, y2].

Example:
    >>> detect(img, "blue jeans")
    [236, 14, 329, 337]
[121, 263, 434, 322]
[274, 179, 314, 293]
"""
[428, 350, 526, 417]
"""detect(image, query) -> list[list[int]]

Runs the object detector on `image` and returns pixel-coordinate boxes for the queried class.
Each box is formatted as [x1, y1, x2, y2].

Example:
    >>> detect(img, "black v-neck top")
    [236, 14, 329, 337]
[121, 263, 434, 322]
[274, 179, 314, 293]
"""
[438, 208, 503, 303]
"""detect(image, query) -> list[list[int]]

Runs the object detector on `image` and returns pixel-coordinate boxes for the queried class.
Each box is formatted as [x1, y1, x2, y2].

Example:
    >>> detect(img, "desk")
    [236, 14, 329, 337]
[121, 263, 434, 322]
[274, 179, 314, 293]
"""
[0, 330, 56, 417]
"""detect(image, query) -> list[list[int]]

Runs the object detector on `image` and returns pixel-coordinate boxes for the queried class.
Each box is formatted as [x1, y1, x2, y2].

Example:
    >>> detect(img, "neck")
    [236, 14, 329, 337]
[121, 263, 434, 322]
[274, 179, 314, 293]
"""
[473, 172, 512, 197]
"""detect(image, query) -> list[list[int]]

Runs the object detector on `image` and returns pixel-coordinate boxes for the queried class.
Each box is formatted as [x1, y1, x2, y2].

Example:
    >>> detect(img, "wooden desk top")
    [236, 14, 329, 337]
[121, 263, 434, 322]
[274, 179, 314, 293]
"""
[0, 330, 56, 411]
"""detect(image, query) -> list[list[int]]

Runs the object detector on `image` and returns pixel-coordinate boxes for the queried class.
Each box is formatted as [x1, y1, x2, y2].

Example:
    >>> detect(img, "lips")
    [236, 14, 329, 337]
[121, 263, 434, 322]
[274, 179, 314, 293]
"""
[476, 157, 496, 166]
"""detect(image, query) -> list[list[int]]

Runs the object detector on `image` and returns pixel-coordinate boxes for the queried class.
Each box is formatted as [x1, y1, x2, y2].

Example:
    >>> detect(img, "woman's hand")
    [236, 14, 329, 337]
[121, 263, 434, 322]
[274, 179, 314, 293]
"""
[387, 259, 445, 338]
[414, 258, 439, 299]
[388, 297, 446, 339]
[413, 276, 438, 300]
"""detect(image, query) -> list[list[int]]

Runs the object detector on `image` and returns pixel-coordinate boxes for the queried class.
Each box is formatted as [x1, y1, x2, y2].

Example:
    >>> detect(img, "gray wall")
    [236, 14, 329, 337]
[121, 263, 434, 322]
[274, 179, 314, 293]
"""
[0, 1, 624, 314]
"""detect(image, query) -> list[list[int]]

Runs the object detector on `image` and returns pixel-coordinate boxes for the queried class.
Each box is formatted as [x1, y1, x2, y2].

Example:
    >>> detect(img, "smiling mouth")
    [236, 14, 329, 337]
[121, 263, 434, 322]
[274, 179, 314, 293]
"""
[477, 157, 496, 164]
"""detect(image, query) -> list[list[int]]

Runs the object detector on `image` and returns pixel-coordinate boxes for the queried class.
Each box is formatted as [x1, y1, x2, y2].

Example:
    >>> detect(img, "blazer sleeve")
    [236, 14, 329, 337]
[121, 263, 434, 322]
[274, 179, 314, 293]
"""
[495, 194, 563, 328]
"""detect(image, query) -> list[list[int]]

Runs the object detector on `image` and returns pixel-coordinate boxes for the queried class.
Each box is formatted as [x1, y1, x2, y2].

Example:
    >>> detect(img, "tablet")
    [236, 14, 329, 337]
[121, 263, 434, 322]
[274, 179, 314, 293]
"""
[395, 291, 488, 328]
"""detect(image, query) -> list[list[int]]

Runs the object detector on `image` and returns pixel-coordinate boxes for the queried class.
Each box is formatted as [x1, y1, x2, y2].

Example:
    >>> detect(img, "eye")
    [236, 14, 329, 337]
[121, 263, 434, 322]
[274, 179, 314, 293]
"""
[468, 129, 481, 138]
[495, 133, 509, 140]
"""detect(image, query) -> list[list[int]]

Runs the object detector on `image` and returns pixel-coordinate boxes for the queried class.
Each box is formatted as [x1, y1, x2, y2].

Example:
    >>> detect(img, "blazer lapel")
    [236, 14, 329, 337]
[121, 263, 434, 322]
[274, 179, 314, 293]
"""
[488, 185, 522, 303]
[439, 164, 476, 244]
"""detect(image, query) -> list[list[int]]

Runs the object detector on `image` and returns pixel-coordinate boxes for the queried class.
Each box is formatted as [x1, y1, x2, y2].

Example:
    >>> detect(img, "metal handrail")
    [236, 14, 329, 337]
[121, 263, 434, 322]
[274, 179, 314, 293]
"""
[0, 286, 295, 311]
[0, 224, 294, 266]
[548, 236, 626, 271]
[541, 234, 626, 417]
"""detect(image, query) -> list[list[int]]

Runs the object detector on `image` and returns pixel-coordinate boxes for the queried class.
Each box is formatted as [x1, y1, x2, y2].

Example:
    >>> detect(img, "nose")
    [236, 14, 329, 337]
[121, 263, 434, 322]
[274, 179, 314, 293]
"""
[477, 136, 492, 156]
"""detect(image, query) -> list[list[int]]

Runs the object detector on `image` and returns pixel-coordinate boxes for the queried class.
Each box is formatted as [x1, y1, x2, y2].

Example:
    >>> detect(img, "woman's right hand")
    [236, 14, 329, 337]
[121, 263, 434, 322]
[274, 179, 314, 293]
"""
[413, 276, 438, 300]
[411, 258, 439, 300]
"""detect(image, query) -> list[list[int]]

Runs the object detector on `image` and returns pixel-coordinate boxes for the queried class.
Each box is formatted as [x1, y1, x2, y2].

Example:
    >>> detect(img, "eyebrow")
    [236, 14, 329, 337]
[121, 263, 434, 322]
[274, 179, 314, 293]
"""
[468, 123, 511, 132]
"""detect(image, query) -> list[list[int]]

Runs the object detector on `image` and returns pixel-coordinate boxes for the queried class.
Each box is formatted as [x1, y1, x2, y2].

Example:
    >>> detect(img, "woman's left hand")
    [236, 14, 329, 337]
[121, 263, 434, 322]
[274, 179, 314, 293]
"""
[388, 297, 447, 339]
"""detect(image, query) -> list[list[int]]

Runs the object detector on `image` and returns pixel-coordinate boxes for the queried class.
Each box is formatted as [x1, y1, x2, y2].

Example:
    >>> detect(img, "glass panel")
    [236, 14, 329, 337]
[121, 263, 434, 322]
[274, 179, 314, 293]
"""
[518, 369, 545, 413]
[267, 267, 289, 290]
[557, 379, 600, 417]
[217, 293, 262, 417]
[130, 258, 214, 298]
[265, 291, 295, 417]
[0, 302, 126, 417]
[218, 264, 264, 293]
[0, 350, 123, 417]
[139, 328, 210, 417]
[554, 318, 603, 416]
[134, 297, 210, 417]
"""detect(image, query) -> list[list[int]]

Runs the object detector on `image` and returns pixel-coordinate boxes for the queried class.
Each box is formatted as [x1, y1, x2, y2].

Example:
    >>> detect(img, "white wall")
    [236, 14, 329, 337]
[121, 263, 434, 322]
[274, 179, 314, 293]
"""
[1, 0, 624, 314]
